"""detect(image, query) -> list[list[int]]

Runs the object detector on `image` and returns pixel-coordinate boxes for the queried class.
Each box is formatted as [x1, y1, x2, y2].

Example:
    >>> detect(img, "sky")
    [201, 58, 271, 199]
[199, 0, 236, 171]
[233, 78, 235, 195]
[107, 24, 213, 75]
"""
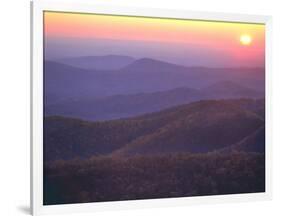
[44, 11, 265, 67]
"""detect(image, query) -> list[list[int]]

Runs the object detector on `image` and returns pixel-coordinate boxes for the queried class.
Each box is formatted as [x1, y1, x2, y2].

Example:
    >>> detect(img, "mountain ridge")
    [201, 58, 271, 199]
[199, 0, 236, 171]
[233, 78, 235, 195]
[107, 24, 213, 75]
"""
[44, 58, 265, 106]
[44, 99, 264, 162]
[45, 81, 263, 121]
[54, 55, 135, 70]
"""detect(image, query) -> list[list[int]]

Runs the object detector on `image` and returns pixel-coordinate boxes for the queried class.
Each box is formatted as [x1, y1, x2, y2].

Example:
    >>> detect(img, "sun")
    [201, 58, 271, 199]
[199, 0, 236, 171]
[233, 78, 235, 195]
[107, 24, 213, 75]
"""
[240, 34, 252, 46]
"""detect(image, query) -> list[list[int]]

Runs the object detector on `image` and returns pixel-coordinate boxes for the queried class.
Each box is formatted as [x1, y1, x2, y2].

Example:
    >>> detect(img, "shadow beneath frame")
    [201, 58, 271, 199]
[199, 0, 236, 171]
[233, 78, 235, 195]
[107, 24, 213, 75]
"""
[17, 205, 30, 215]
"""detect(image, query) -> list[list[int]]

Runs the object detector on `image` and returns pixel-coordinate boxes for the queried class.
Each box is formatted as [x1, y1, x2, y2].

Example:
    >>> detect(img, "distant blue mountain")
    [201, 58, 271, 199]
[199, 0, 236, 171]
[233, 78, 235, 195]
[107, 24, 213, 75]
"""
[45, 80, 264, 121]
[55, 55, 135, 70]
[44, 57, 264, 106]
[201, 80, 263, 99]
[45, 87, 207, 120]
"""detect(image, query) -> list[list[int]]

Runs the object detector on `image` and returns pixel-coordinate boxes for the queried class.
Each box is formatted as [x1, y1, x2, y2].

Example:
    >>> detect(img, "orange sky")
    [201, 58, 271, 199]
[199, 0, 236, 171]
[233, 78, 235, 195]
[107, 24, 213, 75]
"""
[44, 11, 265, 67]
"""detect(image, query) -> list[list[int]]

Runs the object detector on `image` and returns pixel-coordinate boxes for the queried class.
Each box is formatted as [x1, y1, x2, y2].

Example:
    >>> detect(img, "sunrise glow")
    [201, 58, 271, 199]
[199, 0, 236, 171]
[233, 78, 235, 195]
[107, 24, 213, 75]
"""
[240, 34, 252, 45]
[44, 11, 265, 67]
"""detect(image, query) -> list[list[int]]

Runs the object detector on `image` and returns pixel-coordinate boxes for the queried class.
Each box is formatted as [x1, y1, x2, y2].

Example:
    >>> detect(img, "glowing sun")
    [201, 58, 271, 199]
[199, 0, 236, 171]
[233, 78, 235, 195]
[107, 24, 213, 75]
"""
[240, 34, 252, 45]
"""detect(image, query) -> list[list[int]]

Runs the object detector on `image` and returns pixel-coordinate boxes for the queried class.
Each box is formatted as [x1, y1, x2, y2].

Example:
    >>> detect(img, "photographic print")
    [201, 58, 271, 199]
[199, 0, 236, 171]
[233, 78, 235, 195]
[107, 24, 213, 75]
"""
[43, 11, 265, 205]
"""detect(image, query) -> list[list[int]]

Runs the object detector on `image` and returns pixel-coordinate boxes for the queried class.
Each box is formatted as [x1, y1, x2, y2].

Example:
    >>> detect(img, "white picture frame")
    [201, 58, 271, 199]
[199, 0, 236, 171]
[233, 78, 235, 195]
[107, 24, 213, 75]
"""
[31, 0, 272, 215]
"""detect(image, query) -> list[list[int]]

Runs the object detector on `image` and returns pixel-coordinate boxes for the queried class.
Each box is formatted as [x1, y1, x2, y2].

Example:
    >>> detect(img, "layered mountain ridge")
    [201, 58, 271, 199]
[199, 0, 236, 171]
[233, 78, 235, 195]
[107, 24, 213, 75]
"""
[44, 99, 265, 162]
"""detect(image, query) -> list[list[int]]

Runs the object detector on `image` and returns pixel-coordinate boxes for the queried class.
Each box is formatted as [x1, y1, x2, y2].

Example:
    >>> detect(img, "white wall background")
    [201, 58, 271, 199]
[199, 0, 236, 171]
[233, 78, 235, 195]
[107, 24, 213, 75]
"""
[0, 0, 280, 215]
